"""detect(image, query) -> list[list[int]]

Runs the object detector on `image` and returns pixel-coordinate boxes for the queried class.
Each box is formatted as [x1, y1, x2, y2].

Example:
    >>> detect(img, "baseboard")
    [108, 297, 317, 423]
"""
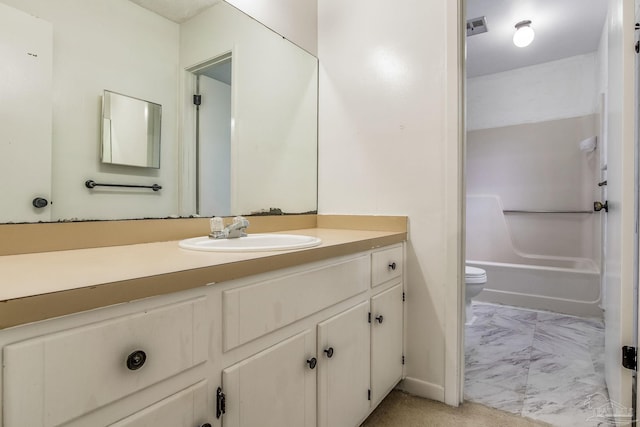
[397, 377, 445, 402]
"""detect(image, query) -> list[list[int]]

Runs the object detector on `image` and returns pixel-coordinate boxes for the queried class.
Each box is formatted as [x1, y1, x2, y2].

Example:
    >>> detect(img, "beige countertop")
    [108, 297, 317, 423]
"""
[0, 226, 406, 329]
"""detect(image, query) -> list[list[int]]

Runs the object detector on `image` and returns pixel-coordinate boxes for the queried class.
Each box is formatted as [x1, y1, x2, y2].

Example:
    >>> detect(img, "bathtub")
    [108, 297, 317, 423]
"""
[467, 258, 602, 318]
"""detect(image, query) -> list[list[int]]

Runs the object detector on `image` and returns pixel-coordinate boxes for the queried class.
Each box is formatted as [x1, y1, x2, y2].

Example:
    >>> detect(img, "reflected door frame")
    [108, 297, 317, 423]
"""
[179, 50, 237, 217]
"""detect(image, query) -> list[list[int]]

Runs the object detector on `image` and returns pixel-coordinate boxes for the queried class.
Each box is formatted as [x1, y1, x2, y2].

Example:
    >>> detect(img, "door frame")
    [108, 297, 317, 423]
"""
[445, 0, 467, 406]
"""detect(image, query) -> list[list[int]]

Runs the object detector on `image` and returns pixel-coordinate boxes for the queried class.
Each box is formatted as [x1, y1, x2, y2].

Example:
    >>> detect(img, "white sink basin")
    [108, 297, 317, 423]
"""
[179, 233, 322, 252]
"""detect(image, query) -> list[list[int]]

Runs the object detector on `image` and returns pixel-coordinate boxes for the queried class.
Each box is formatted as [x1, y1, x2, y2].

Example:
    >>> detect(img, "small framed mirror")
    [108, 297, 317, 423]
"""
[101, 90, 161, 168]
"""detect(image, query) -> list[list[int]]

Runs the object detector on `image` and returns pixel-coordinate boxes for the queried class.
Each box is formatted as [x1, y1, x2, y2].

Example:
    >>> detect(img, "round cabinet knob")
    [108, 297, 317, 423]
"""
[324, 347, 334, 358]
[388, 262, 397, 271]
[126, 350, 147, 371]
[307, 357, 317, 369]
[375, 315, 384, 324]
[201, 424, 212, 427]
[32, 197, 48, 208]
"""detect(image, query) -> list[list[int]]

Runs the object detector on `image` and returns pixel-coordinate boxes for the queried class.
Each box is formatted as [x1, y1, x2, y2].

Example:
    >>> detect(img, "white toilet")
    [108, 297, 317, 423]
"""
[465, 266, 487, 324]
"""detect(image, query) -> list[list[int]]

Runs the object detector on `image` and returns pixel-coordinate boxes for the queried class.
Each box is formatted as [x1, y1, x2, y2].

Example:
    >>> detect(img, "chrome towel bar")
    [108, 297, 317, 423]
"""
[85, 180, 162, 192]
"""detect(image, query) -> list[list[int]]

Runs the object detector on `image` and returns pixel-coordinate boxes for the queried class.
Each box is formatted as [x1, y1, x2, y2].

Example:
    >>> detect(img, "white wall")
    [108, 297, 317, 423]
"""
[226, 0, 317, 56]
[467, 115, 600, 261]
[318, 0, 463, 404]
[0, 0, 180, 221]
[0, 3, 52, 223]
[180, 2, 318, 216]
[597, 20, 609, 98]
[199, 76, 232, 216]
[467, 53, 599, 131]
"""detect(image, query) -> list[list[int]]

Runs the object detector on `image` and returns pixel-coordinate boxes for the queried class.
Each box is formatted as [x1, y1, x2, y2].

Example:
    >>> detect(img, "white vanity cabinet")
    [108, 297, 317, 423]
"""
[317, 301, 371, 427]
[371, 245, 403, 288]
[217, 254, 372, 427]
[221, 330, 317, 427]
[370, 283, 404, 405]
[219, 302, 375, 427]
[0, 243, 405, 427]
[110, 381, 209, 427]
[216, 244, 405, 427]
[1, 297, 211, 427]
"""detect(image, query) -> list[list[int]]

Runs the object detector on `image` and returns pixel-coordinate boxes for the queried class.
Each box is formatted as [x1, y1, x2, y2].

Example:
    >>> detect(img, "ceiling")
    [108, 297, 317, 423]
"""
[129, 0, 221, 23]
[128, 0, 608, 77]
[466, 0, 608, 77]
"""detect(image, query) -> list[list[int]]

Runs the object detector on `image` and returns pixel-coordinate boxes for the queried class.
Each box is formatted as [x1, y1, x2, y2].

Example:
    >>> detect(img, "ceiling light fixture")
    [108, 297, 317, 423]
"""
[513, 20, 535, 48]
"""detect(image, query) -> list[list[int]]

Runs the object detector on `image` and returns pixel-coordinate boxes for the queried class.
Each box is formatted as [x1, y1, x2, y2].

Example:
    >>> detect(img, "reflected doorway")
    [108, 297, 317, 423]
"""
[192, 53, 232, 217]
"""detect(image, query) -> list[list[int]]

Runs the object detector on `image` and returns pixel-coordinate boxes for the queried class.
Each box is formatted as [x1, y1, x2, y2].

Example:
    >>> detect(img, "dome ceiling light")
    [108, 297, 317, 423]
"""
[513, 20, 535, 48]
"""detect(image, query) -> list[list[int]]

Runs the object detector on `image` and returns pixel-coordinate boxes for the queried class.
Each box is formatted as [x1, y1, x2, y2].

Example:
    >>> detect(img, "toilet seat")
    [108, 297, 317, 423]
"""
[465, 266, 487, 284]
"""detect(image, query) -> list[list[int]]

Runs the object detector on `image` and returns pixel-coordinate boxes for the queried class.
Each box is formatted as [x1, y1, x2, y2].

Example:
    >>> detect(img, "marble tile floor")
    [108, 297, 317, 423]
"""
[465, 302, 617, 427]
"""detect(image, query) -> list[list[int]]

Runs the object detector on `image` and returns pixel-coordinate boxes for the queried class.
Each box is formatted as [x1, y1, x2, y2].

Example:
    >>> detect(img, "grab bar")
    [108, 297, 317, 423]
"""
[503, 209, 593, 214]
[85, 180, 162, 192]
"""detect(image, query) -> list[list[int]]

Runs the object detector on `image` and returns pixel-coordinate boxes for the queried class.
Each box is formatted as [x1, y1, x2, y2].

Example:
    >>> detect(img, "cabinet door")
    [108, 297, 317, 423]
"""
[109, 381, 209, 427]
[370, 283, 403, 404]
[317, 301, 370, 427]
[221, 330, 316, 427]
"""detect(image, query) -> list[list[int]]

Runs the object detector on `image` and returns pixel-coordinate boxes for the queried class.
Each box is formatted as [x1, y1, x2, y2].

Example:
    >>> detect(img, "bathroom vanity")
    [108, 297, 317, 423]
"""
[0, 221, 406, 427]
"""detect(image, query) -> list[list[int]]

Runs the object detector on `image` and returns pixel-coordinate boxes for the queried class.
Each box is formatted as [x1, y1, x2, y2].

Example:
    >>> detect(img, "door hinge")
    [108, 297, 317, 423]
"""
[368, 312, 371, 323]
[193, 94, 202, 106]
[402, 355, 405, 365]
[402, 292, 405, 302]
[216, 387, 226, 418]
[622, 346, 637, 371]
[367, 389, 371, 401]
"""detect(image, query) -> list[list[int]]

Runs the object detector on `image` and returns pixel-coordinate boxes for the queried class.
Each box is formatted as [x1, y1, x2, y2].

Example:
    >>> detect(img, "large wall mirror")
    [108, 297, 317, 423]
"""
[181, 2, 318, 217]
[0, 0, 317, 223]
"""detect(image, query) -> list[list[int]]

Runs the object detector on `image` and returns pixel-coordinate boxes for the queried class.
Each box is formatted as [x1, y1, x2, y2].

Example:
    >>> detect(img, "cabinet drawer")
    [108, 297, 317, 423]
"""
[371, 245, 403, 287]
[109, 381, 208, 427]
[223, 255, 370, 350]
[3, 297, 207, 427]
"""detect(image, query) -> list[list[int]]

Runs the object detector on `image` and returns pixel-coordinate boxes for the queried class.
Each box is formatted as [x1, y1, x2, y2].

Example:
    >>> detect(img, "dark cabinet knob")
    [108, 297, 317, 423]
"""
[126, 350, 147, 370]
[375, 315, 384, 324]
[201, 424, 212, 427]
[324, 347, 334, 358]
[388, 262, 397, 271]
[32, 197, 48, 208]
[307, 357, 317, 369]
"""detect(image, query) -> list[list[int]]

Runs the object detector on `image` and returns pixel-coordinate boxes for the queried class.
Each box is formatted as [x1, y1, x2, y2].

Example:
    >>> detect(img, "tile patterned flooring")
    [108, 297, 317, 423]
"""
[464, 302, 615, 427]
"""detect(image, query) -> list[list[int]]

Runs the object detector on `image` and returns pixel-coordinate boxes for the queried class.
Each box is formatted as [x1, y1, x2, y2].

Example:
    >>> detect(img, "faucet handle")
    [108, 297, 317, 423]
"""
[210, 217, 224, 233]
[233, 216, 250, 227]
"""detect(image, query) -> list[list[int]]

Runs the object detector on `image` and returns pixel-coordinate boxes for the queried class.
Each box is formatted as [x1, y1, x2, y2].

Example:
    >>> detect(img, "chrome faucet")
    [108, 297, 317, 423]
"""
[209, 216, 250, 239]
